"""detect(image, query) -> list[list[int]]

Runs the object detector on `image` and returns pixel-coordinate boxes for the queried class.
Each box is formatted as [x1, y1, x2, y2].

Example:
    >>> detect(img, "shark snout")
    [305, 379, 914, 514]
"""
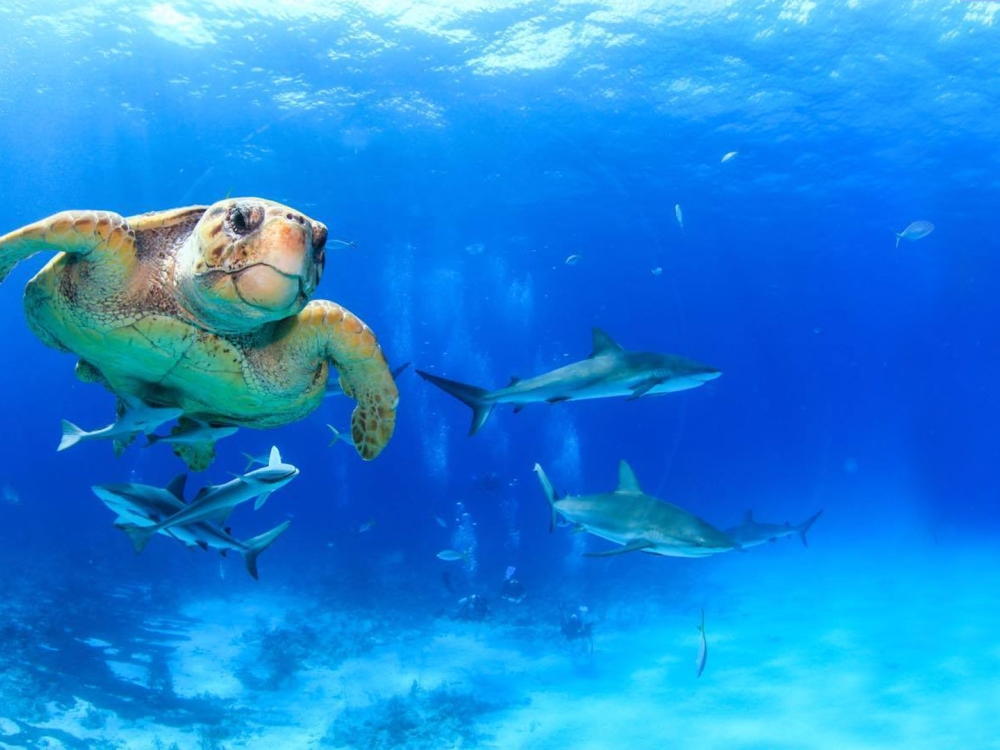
[694, 368, 721, 382]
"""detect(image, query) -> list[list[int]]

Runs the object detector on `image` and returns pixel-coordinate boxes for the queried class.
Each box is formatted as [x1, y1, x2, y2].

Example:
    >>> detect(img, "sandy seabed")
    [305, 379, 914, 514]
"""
[1, 534, 996, 750]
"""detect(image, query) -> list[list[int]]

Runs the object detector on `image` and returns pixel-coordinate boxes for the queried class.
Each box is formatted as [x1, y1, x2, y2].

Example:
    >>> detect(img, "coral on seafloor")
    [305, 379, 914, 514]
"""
[322, 679, 510, 749]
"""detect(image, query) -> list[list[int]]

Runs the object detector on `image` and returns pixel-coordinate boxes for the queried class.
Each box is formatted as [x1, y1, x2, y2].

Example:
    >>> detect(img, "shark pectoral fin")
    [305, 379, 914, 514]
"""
[546, 396, 570, 404]
[533, 463, 559, 532]
[584, 539, 655, 557]
[209, 509, 234, 526]
[254, 491, 272, 511]
[119, 523, 155, 554]
[627, 379, 663, 400]
[196, 541, 208, 551]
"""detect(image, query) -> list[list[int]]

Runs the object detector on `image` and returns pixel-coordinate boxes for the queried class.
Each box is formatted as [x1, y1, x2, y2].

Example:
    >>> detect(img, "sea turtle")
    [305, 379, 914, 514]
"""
[0, 197, 398, 469]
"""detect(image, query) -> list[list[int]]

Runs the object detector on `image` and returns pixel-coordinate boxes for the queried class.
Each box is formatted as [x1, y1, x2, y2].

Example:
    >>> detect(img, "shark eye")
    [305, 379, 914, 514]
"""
[227, 203, 263, 236]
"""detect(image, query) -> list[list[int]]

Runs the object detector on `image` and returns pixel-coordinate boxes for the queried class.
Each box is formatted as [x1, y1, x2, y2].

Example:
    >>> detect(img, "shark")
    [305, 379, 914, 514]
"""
[533, 460, 736, 558]
[92, 475, 290, 579]
[416, 328, 719, 435]
[58, 396, 184, 452]
[117, 446, 298, 554]
[725, 509, 824, 549]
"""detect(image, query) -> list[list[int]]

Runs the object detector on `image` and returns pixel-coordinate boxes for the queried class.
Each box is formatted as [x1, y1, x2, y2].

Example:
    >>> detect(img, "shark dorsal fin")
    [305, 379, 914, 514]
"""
[742, 510, 754, 525]
[268, 446, 281, 467]
[617, 460, 642, 493]
[590, 328, 623, 358]
[166, 474, 188, 502]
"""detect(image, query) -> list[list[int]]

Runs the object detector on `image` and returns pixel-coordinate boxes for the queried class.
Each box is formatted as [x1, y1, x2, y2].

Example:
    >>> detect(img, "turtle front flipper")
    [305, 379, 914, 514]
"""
[0, 211, 136, 285]
[293, 300, 398, 460]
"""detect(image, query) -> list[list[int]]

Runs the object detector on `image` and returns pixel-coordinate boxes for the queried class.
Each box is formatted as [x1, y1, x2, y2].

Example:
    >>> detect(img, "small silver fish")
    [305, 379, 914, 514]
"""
[436, 549, 467, 562]
[433, 515, 448, 528]
[720, 151, 738, 163]
[327, 424, 346, 447]
[2, 484, 20, 505]
[358, 519, 376, 533]
[674, 204, 685, 233]
[651, 267, 663, 276]
[565, 254, 582, 266]
[894, 220, 934, 249]
[696, 608, 707, 678]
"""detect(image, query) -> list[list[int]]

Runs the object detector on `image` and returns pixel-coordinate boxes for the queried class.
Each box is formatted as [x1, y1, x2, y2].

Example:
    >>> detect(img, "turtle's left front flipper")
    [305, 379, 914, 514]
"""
[294, 300, 398, 460]
[0, 211, 135, 285]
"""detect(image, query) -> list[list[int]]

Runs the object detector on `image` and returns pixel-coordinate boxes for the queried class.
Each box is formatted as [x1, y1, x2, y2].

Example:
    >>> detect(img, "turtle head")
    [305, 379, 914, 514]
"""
[174, 198, 327, 333]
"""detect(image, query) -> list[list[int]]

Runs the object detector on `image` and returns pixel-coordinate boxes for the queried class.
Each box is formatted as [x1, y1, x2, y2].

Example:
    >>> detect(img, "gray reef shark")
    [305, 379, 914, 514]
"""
[118, 446, 298, 554]
[92, 475, 290, 579]
[533, 460, 736, 558]
[725, 509, 824, 549]
[416, 328, 719, 435]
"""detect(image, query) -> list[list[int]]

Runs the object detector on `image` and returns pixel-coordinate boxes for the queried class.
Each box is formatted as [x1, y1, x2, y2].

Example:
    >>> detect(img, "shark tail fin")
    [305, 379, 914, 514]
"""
[533, 463, 559, 532]
[242, 452, 257, 471]
[895, 233, 901, 250]
[118, 523, 156, 554]
[58, 420, 87, 452]
[415, 370, 494, 436]
[797, 509, 824, 547]
[242, 520, 291, 580]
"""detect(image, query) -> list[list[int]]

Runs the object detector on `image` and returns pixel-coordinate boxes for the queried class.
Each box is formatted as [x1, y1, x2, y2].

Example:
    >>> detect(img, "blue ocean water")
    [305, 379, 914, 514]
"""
[1, 1, 998, 747]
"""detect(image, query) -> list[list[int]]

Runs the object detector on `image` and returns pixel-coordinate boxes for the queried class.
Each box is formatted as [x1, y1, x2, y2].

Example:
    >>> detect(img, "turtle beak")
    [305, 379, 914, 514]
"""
[311, 222, 327, 279]
[312, 222, 328, 253]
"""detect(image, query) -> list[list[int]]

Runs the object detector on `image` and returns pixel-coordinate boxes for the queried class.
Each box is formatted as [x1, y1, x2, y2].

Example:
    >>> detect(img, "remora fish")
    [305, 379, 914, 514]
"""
[696, 609, 707, 678]
[59, 398, 183, 451]
[93, 476, 290, 579]
[118, 446, 298, 553]
[417, 328, 720, 435]
[894, 220, 934, 249]
[533, 460, 736, 558]
[725, 509, 824, 549]
[326, 362, 411, 399]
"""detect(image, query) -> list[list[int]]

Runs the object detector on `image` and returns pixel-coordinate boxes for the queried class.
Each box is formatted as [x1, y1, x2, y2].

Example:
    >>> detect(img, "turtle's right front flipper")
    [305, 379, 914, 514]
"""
[0, 211, 135, 285]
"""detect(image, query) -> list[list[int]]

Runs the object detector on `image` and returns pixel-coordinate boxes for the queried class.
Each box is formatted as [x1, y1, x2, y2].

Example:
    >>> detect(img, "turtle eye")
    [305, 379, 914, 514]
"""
[227, 203, 263, 236]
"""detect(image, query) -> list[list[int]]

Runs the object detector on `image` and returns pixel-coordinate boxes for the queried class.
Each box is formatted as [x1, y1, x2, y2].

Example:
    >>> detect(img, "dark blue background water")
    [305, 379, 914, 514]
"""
[0, 0, 997, 596]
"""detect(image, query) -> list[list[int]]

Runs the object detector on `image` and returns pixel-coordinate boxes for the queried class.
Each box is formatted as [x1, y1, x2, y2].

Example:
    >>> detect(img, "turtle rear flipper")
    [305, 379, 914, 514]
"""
[0, 211, 136, 285]
[172, 441, 216, 472]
